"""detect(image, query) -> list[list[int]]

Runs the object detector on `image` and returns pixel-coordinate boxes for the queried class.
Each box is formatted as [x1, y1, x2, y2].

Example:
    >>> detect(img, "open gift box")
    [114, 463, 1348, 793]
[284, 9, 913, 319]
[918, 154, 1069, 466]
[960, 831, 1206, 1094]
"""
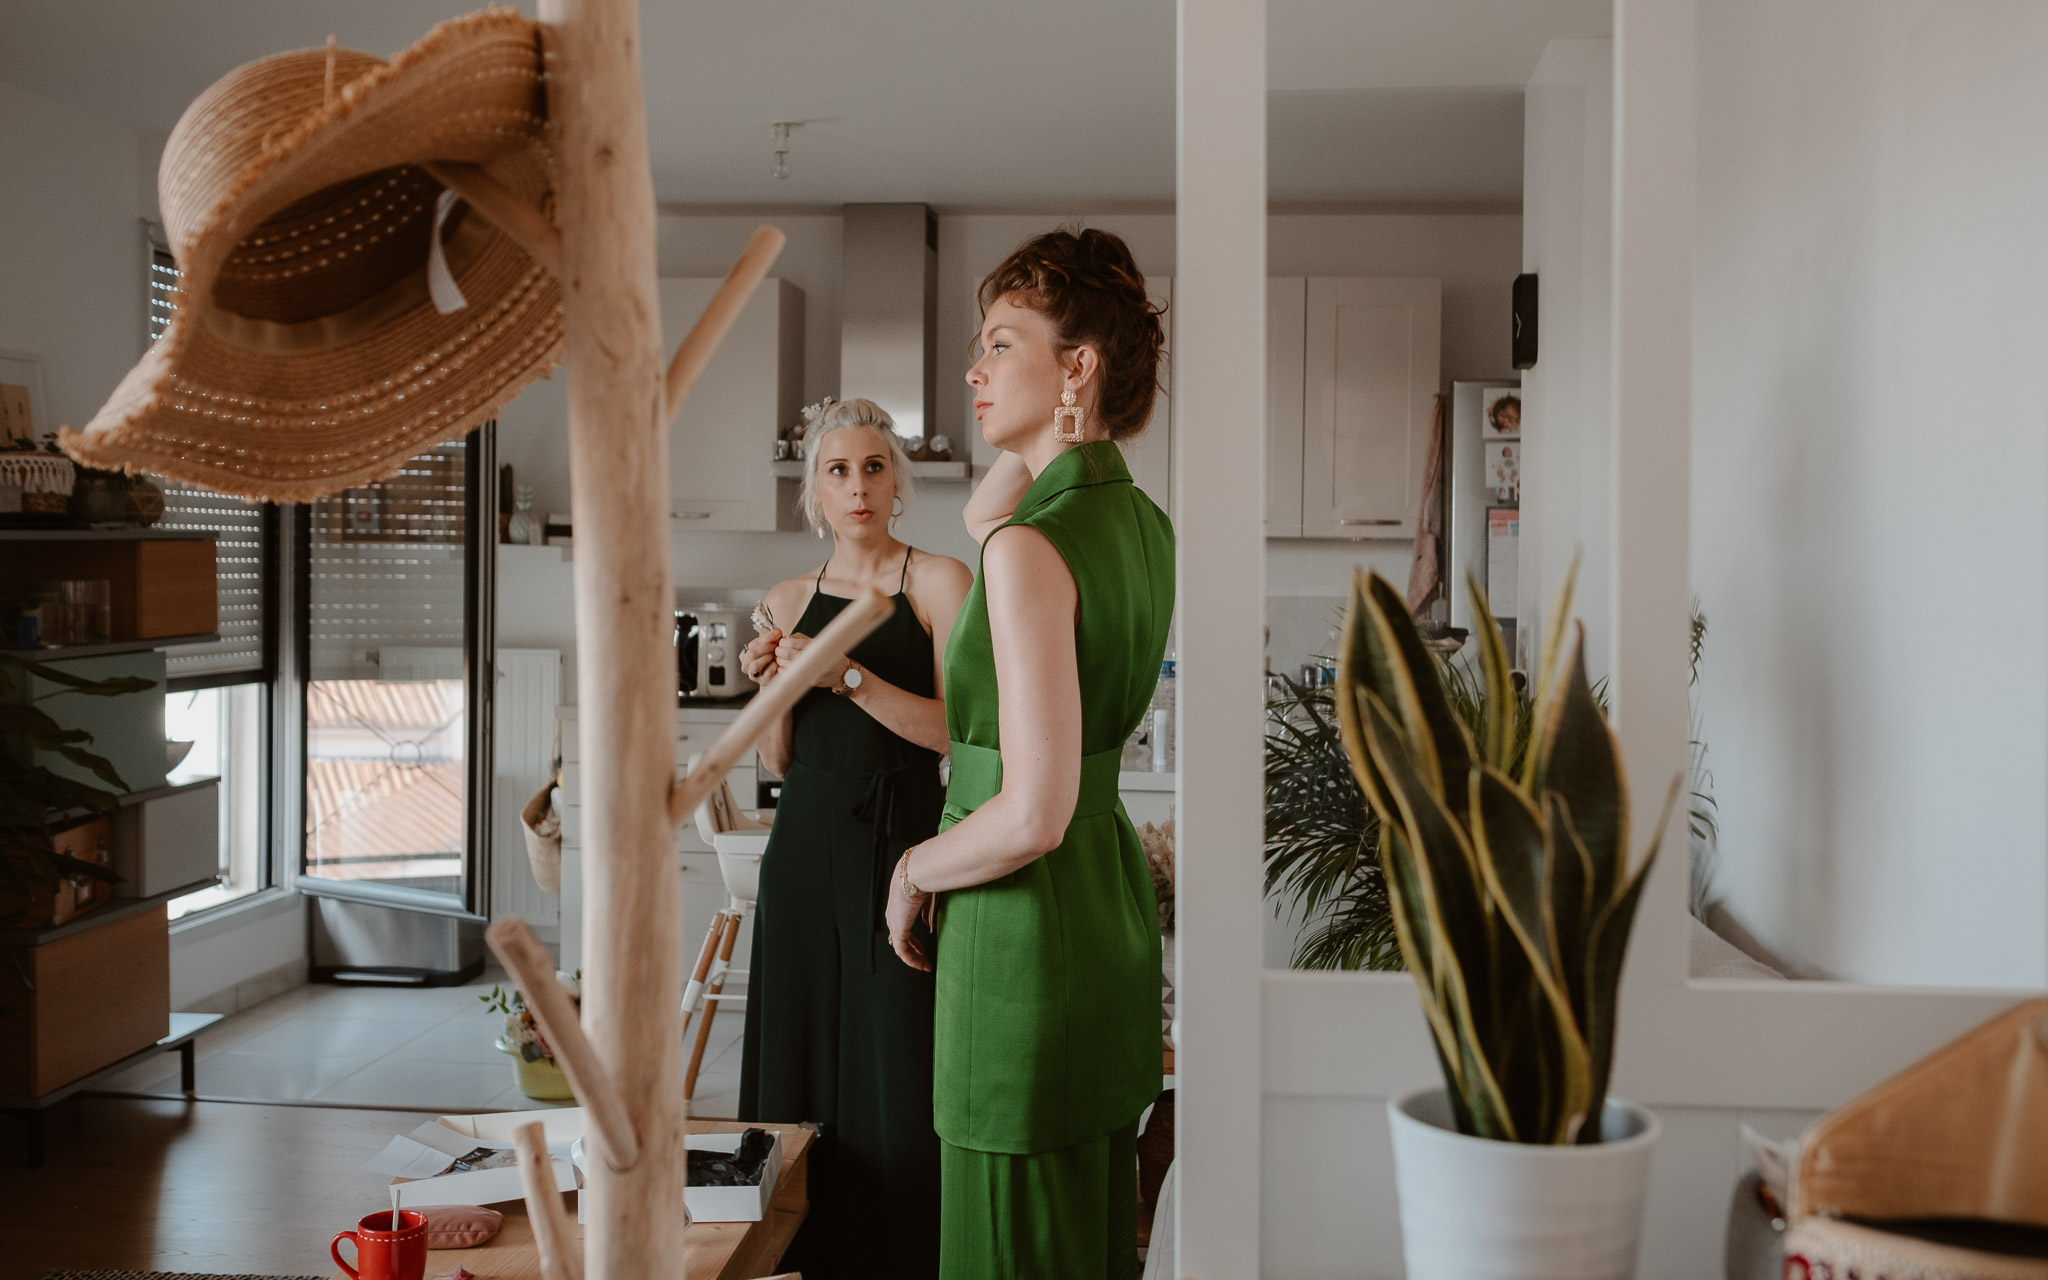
[366, 1108, 583, 1211]
[575, 1126, 783, 1224]
[365, 1107, 782, 1224]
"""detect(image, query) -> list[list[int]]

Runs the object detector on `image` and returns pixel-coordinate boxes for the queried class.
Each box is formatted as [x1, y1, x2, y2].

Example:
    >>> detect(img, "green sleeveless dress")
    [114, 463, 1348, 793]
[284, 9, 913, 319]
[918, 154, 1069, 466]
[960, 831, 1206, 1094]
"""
[934, 441, 1175, 1279]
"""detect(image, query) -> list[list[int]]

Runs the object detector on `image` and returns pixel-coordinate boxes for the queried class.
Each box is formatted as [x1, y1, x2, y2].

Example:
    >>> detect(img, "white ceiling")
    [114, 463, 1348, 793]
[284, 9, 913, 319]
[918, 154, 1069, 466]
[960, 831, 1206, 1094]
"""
[0, 0, 1608, 208]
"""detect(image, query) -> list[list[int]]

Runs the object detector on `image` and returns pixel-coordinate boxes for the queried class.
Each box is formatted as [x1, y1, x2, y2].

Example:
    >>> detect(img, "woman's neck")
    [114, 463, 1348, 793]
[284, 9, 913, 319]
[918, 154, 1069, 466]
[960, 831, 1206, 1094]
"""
[1017, 428, 1105, 478]
[823, 529, 908, 584]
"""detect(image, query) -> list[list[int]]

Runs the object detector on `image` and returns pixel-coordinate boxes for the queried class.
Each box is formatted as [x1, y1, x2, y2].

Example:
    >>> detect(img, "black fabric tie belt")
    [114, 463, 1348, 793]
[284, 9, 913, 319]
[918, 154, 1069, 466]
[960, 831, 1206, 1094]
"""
[850, 760, 925, 971]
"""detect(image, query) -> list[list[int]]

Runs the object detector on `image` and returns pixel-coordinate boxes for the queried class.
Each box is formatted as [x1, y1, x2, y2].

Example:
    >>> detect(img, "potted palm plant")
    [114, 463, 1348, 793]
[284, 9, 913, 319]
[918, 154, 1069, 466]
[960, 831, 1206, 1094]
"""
[1336, 567, 1676, 1280]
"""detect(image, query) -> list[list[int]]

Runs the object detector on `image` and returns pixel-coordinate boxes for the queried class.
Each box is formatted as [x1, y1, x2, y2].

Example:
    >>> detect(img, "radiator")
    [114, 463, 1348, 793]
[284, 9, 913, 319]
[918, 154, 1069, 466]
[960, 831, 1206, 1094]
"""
[493, 648, 562, 932]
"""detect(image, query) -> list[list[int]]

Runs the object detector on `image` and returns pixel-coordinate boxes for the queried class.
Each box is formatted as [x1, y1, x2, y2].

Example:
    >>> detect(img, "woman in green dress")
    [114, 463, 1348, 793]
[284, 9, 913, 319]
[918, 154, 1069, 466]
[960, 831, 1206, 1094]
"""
[885, 230, 1173, 1280]
[737, 397, 972, 1280]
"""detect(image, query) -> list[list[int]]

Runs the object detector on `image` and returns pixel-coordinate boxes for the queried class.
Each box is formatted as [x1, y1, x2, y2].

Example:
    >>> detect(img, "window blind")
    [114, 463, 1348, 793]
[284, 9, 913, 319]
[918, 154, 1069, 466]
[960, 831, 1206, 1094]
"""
[159, 485, 270, 683]
[145, 230, 273, 686]
[148, 242, 178, 342]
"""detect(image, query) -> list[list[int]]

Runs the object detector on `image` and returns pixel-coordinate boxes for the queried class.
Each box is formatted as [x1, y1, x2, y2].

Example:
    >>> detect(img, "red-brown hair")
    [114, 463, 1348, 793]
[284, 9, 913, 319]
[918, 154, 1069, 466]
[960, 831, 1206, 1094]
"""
[977, 228, 1166, 441]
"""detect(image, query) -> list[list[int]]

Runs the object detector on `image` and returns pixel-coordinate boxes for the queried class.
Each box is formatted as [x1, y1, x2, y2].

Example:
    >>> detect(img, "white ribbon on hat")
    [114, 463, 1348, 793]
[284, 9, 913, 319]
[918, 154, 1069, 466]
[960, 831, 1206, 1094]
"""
[427, 188, 469, 315]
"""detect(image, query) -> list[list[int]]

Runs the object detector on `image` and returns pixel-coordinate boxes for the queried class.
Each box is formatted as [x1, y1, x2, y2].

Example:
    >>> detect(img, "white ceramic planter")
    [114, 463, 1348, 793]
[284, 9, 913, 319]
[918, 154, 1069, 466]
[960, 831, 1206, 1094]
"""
[1389, 1086, 1661, 1280]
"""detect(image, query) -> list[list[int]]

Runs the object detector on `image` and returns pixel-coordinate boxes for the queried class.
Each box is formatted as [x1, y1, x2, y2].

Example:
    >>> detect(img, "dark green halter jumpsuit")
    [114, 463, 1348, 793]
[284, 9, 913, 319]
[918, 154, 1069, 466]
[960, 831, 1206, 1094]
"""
[739, 546, 944, 1280]
[934, 442, 1176, 1279]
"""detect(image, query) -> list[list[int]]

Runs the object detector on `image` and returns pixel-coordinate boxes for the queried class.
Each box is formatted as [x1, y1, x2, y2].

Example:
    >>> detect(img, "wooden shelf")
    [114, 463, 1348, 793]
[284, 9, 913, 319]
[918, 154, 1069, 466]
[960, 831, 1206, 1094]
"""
[1, 632, 219, 661]
[0, 527, 217, 541]
[0, 876, 216, 948]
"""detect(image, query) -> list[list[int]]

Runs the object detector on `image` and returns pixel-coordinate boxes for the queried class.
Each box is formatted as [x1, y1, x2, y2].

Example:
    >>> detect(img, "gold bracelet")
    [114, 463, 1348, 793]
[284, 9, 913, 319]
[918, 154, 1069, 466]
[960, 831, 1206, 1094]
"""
[900, 849, 926, 899]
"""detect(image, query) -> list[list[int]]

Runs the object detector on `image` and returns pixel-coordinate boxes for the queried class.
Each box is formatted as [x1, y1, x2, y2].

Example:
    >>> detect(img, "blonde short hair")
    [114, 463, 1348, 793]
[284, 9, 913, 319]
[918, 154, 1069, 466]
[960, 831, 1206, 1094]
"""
[799, 398, 916, 532]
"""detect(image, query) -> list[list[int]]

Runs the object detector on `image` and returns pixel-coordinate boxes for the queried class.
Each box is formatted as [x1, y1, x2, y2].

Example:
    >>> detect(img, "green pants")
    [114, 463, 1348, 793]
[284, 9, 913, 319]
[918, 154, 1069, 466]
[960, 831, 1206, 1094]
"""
[938, 1120, 1140, 1280]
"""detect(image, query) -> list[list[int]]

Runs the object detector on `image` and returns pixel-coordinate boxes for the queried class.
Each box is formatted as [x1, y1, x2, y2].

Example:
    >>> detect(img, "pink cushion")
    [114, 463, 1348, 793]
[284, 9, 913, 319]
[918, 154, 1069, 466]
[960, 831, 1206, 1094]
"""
[413, 1204, 505, 1249]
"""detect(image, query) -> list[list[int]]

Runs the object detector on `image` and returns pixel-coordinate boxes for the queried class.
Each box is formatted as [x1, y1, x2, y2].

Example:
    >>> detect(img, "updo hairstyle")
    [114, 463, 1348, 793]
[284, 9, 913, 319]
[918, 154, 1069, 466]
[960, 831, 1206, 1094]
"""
[976, 228, 1167, 441]
[799, 397, 916, 532]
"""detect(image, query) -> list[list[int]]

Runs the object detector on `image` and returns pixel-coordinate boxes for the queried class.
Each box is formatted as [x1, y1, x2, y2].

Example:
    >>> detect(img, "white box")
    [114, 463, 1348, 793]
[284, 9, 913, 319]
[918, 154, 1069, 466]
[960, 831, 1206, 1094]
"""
[368, 1108, 582, 1209]
[574, 1127, 783, 1224]
[113, 781, 219, 898]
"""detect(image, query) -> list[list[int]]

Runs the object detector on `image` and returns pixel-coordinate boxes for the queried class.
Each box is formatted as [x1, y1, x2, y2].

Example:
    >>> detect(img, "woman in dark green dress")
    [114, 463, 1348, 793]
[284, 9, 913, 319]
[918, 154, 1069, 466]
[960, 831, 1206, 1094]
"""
[884, 230, 1173, 1280]
[737, 398, 971, 1280]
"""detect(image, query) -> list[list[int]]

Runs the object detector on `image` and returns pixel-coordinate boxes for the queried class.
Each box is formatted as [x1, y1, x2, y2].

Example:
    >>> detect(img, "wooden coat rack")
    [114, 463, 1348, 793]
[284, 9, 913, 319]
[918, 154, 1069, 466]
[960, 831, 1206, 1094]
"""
[467, 2, 892, 1274]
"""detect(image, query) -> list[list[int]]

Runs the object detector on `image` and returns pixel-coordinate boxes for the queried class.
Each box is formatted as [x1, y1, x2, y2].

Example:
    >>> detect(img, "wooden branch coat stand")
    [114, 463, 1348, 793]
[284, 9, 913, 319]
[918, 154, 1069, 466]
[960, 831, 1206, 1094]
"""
[484, 2, 891, 1274]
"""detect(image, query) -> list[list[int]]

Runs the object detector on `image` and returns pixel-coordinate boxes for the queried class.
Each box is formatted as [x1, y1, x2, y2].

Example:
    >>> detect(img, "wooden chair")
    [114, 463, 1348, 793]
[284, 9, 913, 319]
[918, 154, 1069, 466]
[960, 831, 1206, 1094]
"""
[681, 751, 771, 1101]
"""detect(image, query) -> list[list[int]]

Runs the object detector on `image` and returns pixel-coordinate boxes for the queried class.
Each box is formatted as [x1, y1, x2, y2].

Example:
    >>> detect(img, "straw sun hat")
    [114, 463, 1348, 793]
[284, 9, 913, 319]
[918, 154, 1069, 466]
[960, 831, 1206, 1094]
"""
[60, 7, 562, 502]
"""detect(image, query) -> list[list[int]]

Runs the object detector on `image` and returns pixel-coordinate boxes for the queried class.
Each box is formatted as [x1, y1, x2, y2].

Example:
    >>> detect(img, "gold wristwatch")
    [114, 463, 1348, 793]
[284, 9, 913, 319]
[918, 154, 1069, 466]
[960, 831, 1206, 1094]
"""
[831, 660, 866, 697]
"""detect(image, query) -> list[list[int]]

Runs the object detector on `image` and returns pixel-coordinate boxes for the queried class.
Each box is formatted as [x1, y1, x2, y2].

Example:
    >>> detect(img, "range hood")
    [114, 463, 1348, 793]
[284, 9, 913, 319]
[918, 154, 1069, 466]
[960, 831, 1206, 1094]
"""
[840, 203, 937, 442]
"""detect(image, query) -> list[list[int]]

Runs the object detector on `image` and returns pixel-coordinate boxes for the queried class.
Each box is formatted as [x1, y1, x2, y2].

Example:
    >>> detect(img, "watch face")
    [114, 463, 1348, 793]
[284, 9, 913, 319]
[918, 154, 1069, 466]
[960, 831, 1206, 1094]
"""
[844, 665, 864, 689]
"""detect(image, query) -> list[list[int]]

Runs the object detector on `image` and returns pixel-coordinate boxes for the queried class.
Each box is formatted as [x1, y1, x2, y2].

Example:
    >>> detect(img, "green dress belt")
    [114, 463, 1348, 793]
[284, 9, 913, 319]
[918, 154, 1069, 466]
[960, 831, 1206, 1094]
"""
[943, 741, 1125, 819]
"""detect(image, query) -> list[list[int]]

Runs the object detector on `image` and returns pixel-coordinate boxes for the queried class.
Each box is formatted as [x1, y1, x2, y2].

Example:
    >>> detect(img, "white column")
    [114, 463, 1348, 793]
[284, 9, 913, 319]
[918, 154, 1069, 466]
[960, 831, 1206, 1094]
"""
[1610, 0, 1696, 987]
[1175, 0, 1266, 1274]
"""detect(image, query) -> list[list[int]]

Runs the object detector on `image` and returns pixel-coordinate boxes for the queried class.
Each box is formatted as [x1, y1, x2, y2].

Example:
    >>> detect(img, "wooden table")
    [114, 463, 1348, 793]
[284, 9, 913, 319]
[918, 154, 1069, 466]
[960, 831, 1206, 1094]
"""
[334, 1119, 810, 1280]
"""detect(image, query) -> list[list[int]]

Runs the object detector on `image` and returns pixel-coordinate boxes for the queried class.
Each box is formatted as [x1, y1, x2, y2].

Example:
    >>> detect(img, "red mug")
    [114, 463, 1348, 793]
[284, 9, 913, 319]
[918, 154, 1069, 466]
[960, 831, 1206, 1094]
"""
[332, 1209, 428, 1280]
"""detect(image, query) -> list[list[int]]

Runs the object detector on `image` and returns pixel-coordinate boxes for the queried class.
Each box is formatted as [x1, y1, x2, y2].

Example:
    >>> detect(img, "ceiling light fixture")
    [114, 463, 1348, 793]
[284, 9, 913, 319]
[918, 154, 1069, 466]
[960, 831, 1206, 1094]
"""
[770, 121, 800, 180]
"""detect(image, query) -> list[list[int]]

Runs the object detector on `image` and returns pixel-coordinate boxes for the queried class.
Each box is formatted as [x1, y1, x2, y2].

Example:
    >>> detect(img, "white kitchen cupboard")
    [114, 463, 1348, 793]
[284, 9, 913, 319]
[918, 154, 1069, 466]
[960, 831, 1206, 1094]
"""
[657, 277, 805, 531]
[1266, 277, 1307, 536]
[1119, 277, 1175, 511]
[1296, 276, 1441, 539]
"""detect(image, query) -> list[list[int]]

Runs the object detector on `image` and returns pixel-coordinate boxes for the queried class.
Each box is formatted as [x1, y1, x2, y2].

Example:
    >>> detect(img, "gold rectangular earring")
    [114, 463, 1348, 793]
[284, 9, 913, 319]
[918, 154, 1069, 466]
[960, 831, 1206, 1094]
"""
[1052, 389, 1085, 443]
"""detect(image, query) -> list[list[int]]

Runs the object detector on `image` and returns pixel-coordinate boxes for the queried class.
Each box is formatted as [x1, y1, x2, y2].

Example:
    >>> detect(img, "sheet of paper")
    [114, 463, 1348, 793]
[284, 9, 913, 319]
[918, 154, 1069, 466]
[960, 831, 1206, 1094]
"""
[364, 1134, 461, 1180]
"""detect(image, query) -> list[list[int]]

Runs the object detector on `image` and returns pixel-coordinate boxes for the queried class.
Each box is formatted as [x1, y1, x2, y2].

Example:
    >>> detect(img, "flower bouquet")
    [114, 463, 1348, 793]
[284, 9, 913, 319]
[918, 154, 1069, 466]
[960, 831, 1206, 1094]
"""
[482, 970, 581, 1100]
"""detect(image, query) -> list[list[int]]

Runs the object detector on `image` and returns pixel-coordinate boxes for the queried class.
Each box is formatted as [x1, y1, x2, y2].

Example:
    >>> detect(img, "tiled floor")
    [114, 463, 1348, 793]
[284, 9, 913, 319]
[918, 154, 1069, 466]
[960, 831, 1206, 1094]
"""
[102, 968, 748, 1117]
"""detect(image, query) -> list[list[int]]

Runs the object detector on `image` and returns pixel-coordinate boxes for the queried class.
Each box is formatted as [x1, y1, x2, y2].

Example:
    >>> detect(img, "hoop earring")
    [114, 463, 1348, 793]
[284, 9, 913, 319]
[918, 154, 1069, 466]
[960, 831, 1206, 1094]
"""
[1052, 388, 1085, 443]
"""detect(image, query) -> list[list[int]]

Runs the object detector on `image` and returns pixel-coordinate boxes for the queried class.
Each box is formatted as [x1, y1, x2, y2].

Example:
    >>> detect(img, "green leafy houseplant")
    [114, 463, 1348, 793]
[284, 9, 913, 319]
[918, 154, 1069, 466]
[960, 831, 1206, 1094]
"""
[1337, 567, 1676, 1144]
[0, 654, 153, 924]
[1265, 646, 1539, 971]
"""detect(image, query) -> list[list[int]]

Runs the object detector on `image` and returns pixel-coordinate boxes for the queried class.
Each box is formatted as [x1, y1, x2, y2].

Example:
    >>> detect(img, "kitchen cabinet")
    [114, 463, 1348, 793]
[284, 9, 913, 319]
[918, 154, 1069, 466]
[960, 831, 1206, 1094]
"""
[1297, 277, 1441, 540]
[1264, 277, 1441, 540]
[658, 277, 805, 532]
[1120, 277, 1175, 511]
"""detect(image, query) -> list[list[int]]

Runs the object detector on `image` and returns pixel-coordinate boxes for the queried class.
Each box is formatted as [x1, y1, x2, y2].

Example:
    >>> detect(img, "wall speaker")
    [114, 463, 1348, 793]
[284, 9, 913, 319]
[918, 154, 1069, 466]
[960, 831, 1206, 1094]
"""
[1512, 273, 1538, 370]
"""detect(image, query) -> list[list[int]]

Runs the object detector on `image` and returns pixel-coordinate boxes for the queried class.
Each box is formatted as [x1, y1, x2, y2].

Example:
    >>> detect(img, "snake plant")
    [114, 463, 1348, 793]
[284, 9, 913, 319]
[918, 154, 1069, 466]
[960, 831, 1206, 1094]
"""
[1335, 566, 1677, 1144]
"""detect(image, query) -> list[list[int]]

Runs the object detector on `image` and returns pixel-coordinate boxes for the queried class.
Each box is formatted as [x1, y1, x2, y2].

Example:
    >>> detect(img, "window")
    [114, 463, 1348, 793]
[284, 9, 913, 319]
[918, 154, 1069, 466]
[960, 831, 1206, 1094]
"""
[165, 683, 266, 919]
[146, 221, 285, 919]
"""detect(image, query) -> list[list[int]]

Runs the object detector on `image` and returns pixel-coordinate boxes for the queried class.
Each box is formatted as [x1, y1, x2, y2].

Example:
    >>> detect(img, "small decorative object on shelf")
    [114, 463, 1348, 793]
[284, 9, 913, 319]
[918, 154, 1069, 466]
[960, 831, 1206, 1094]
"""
[926, 433, 951, 458]
[124, 475, 165, 527]
[66, 467, 132, 526]
[0, 441, 75, 520]
[507, 483, 536, 546]
[483, 970, 582, 1100]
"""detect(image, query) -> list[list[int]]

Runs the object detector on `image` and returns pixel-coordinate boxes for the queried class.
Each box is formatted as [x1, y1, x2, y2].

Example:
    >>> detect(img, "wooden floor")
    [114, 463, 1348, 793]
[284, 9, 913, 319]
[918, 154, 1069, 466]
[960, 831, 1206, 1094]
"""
[0, 1096, 478, 1275]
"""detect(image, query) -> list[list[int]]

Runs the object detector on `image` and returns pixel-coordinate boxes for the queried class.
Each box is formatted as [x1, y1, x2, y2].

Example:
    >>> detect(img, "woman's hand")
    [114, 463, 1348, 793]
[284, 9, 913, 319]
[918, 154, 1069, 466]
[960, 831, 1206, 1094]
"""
[775, 633, 853, 690]
[740, 629, 782, 687]
[887, 850, 936, 972]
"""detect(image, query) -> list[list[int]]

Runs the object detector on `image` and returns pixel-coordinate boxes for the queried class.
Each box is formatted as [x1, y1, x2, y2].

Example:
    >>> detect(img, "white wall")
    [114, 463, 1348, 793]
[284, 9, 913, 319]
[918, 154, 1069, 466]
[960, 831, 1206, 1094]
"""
[1691, 0, 2048, 987]
[1519, 40, 1613, 679]
[0, 78, 149, 428]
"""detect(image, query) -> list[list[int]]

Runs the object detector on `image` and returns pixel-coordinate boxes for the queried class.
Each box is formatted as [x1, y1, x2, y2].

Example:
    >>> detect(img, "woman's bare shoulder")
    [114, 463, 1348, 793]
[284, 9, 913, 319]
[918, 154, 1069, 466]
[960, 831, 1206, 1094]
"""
[761, 574, 814, 624]
[907, 550, 973, 596]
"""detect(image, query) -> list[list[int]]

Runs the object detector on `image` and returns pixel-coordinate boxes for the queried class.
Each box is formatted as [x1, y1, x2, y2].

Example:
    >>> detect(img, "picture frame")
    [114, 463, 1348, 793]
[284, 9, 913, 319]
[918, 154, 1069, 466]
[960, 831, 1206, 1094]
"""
[1481, 385, 1522, 439]
[0, 349, 49, 447]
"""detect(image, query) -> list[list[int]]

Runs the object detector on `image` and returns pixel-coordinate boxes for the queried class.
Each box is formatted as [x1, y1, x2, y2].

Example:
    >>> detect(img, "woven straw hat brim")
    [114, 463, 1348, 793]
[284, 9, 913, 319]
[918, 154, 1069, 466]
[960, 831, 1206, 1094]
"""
[61, 7, 561, 502]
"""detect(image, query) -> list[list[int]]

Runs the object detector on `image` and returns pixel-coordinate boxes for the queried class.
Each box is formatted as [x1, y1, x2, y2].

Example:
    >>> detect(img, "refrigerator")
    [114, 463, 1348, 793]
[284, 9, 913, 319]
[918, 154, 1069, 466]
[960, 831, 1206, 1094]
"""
[1446, 379, 1523, 663]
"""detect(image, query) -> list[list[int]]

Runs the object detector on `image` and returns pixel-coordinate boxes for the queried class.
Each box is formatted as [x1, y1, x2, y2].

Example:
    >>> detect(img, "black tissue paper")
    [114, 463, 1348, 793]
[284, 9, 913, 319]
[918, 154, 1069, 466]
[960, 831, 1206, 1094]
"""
[687, 1127, 775, 1187]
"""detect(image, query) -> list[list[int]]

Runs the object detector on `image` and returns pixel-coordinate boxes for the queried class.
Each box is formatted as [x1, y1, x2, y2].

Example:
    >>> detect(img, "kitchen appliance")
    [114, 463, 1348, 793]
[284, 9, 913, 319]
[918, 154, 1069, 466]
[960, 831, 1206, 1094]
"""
[676, 606, 747, 700]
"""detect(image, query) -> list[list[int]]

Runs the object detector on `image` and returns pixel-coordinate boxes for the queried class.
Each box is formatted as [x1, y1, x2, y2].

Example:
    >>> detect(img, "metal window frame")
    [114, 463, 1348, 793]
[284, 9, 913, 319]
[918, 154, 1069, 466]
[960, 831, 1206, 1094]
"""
[292, 426, 496, 923]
